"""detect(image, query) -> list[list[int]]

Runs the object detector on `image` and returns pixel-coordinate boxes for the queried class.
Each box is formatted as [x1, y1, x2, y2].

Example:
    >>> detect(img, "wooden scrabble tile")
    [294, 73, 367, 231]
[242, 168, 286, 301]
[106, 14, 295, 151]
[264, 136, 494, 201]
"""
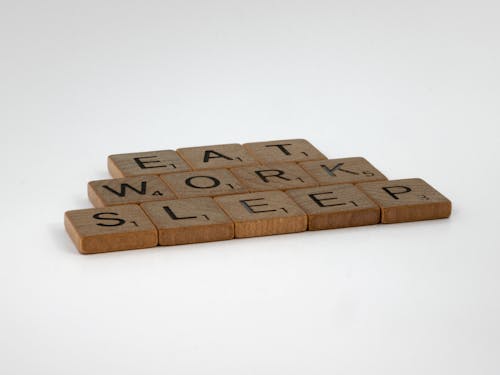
[286, 184, 380, 230]
[177, 143, 258, 170]
[141, 198, 234, 246]
[160, 169, 249, 199]
[88, 176, 176, 207]
[214, 191, 307, 238]
[64, 205, 158, 254]
[231, 163, 318, 192]
[108, 150, 191, 178]
[243, 139, 327, 163]
[299, 157, 387, 186]
[357, 178, 452, 224]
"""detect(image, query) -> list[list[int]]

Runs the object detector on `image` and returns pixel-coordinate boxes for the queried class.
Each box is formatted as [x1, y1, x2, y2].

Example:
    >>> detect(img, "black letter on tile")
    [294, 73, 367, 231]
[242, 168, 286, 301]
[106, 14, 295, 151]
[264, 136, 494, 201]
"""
[265, 143, 292, 155]
[321, 163, 358, 176]
[93, 212, 126, 227]
[382, 186, 412, 200]
[163, 206, 197, 220]
[308, 192, 346, 207]
[255, 169, 290, 183]
[185, 176, 221, 189]
[240, 198, 276, 213]
[133, 156, 167, 169]
[203, 150, 233, 162]
[103, 181, 147, 197]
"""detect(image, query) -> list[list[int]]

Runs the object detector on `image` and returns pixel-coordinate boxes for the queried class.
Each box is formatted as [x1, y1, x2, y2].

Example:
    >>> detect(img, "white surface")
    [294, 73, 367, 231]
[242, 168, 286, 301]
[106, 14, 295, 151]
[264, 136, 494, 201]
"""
[1, 1, 499, 374]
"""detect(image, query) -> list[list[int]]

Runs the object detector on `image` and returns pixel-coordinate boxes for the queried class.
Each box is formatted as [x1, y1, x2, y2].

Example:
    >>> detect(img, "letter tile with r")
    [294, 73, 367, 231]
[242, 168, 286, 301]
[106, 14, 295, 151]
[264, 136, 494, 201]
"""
[231, 163, 318, 192]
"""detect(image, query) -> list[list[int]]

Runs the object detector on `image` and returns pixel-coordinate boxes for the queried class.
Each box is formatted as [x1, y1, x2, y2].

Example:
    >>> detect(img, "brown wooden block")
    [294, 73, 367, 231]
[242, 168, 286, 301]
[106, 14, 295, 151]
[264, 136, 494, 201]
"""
[64, 205, 158, 254]
[108, 150, 191, 178]
[299, 157, 387, 186]
[243, 139, 327, 163]
[214, 191, 307, 238]
[88, 176, 176, 207]
[357, 178, 452, 224]
[160, 169, 249, 198]
[286, 184, 380, 230]
[141, 198, 234, 245]
[177, 143, 258, 170]
[231, 163, 318, 192]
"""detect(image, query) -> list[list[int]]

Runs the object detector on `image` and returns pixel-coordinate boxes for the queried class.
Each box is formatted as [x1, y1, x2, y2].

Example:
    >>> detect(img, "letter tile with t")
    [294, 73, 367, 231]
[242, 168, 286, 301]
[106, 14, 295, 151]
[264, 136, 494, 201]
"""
[244, 139, 327, 163]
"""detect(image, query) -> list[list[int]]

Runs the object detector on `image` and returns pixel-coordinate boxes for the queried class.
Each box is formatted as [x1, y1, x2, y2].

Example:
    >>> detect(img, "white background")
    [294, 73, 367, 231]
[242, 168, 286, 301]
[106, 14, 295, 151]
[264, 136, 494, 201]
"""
[1, 1, 499, 374]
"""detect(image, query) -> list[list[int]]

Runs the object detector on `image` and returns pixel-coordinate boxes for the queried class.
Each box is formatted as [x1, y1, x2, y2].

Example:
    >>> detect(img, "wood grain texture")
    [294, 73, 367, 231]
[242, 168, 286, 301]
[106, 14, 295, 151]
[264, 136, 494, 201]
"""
[231, 162, 318, 192]
[160, 169, 249, 198]
[68, 139, 454, 254]
[88, 176, 176, 207]
[108, 150, 191, 178]
[64, 205, 158, 254]
[357, 178, 452, 223]
[214, 191, 307, 238]
[299, 157, 387, 186]
[141, 198, 234, 245]
[243, 139, 327, 163]
[286, 184, 380, 230]
[177, 143, 258, 170]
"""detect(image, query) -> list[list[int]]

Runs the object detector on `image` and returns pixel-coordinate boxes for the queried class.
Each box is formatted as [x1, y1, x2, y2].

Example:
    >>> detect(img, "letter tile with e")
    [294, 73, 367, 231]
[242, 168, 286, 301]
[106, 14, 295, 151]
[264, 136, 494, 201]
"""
[287, 184, 380, 230]
[214, 191, 307, 238]
[108, 150, 191, 177]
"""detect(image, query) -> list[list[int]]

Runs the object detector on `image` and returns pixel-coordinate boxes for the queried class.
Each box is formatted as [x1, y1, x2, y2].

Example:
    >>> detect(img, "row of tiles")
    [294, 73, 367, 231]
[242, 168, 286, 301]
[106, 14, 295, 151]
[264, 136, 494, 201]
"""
[108, 139, 329, 177]
[90, 156, 387, 207]
[66, 180, 452, 254]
